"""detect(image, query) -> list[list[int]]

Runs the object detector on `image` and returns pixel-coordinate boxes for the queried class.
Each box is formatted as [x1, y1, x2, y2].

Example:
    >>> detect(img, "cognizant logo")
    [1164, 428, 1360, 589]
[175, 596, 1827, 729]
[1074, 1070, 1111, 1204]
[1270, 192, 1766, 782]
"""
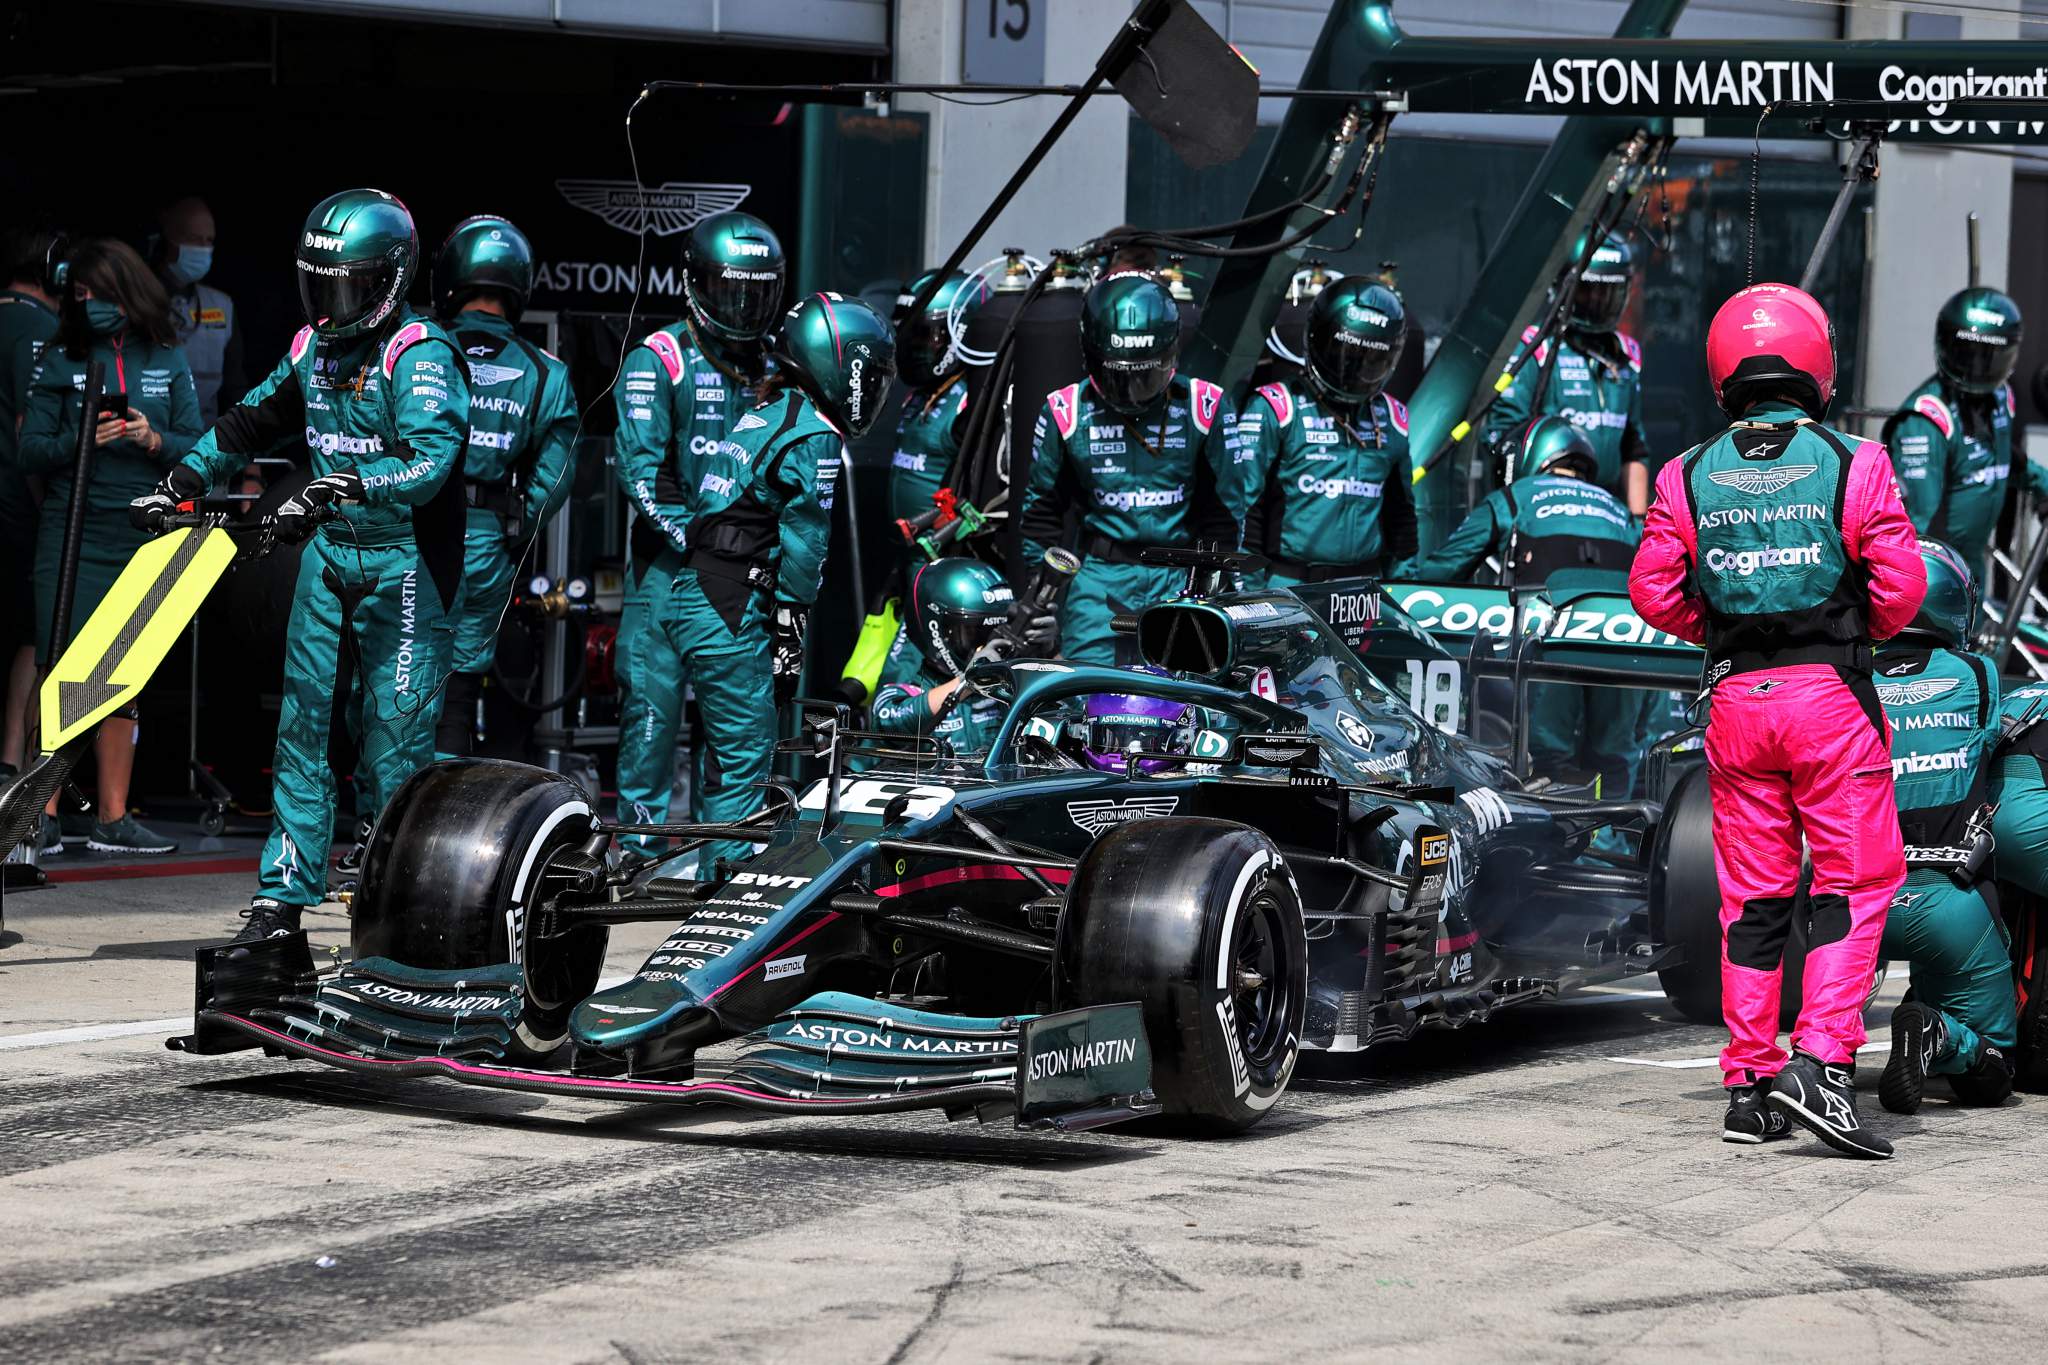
[305, 427, 383, 458]
[1894, 748, 1968, 777]
[1096, 486, 1184, 511]
[1295, 474, 1382, 500]
[1704, 543, 1823, 576]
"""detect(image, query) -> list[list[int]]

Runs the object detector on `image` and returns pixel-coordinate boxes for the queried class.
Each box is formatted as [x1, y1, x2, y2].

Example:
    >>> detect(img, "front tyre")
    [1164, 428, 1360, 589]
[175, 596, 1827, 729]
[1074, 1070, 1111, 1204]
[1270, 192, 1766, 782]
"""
[1057, 818, 1306, 1134]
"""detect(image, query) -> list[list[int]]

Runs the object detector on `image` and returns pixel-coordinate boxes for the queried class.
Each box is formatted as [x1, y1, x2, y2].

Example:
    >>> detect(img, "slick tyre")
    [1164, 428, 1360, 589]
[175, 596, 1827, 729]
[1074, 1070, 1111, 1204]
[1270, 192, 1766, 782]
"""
[1057, 818, 1306, 1134]
[354, 758, 606, 1056]
[1651, 764, 1807, 1028]
[2010, 892, 2048, 1093]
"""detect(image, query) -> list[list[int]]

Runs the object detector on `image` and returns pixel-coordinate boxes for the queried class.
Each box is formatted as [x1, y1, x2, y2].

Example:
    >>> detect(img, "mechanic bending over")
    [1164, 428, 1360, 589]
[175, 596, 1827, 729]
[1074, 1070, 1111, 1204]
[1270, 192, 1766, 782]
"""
[611, 212, 784, 861]
[1486, 231, 1653, 515]
[867, 557, 1013, 756]
[132, 189, 469, 943]
[1869, 539, 2016, 1116]
[20, 237, 202, 857]
[1399, 416, 1644, 798]
[1884, 288, 2041, 579]
[652, 290, 894, 870]
[1631, 282, 1925, 1159]
[428, 215, 578, 761]
[1238, 275, 1415, 587]
[1018, 273, 1247, 664]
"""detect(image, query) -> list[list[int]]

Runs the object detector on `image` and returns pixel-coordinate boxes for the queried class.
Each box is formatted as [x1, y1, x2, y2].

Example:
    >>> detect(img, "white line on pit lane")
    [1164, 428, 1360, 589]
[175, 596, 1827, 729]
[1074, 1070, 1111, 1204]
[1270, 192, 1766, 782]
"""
[1606, 1040, 1891, 1070]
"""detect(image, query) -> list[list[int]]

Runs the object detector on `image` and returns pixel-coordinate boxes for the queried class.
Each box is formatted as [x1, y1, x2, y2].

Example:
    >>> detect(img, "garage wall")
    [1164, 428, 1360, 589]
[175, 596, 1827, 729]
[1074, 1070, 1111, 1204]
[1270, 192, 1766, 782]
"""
[193, 0, 890, 50]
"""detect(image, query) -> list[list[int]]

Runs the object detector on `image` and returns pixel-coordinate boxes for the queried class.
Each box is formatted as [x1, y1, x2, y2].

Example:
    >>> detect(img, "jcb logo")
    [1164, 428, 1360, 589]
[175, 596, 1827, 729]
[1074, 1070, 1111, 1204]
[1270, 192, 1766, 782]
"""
[303, 232, 346, 251]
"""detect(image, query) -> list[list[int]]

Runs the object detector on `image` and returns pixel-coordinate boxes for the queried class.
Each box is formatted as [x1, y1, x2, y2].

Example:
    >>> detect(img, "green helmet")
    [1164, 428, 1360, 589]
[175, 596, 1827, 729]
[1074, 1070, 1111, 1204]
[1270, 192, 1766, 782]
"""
[432, 214, 534, 321]
[1936, 287, 2023, 394]
[1568, 231, 1635, 333]
[1514, 415, 1598, 482]
[1904, 537, 1979, 647]
[296, 188, 417, 339]
[1305, 278, 1405, 407]
[778, 292, 896, 437]
[1081, 273, 1179, 415]
[893, 269, 987, 389]
[684, 211, 785, 343]
[909, 557, 1013, 676]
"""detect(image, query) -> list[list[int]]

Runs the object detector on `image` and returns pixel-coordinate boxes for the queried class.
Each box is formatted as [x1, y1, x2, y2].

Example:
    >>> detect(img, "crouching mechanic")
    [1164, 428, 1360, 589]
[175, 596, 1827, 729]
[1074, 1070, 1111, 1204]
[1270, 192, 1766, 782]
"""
[664, 292, 893, 869]
[430, 214, 578, 757]
[1885, 288, 2042, 577]
[1400, 417, 1643, 795]
[1631, 282, 1925, 1158]
[1240, 277, 1416, 587]
[131, 189, 468, 942]
[612, 212, 784, 854]
[868, 557, 1012, 756]
[1871, 539, 2015, 1114]
[1017, 273, 1244, 663]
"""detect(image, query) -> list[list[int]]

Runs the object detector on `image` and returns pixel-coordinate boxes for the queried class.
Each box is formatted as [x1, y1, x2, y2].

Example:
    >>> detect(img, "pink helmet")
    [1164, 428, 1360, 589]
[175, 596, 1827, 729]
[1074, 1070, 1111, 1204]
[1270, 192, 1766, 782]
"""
[1705, 283, 1835, 416]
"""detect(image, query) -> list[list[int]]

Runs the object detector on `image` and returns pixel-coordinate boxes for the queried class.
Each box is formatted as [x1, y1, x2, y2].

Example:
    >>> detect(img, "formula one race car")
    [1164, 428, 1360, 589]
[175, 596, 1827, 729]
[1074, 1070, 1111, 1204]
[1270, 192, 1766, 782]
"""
[172, 550, 1726, 1134]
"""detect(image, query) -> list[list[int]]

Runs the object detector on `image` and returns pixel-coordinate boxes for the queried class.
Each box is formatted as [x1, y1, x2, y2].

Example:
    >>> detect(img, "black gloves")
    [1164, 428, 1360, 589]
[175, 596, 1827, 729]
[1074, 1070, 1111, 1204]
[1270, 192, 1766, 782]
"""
[275, 470, 364, 544]
[772, 604, 808, 704]
[1004, 599, 1060, 657]
[128, 464, 208, 533]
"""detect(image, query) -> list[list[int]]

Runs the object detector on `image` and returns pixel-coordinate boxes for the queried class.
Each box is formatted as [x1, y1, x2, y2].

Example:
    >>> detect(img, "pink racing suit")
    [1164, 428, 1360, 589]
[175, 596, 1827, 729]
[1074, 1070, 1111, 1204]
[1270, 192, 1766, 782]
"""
[1632, 405, 1925, 1084]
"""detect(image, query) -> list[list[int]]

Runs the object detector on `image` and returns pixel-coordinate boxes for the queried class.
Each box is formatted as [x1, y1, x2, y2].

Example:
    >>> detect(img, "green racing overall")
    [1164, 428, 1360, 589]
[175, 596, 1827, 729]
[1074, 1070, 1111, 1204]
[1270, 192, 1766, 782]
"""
[1487, 326, 1651, 504]
[1239, 381, 1415, 586]
[1885, 377, 2045, 576]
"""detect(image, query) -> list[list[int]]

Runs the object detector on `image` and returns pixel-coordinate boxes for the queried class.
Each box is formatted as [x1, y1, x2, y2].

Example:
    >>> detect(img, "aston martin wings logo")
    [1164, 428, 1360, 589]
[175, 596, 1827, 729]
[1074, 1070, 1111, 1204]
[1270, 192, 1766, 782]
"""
[466, 361, 524, 387]
[1876, 677, 1962, 707]
[555, 180, 753, 238]
[1706, 463, 1818, 496]
[1067, 797, 1180, 836]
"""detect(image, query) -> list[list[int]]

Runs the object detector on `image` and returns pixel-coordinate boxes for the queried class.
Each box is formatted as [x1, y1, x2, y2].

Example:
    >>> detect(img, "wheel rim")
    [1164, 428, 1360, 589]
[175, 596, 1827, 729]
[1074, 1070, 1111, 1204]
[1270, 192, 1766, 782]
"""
[1229, 890, 1296, 1072]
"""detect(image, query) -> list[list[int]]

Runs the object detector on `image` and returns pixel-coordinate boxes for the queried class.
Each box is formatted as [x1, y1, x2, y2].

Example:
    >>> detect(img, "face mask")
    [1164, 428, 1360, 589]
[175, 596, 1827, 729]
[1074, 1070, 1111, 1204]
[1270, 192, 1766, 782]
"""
[83, 300, 126, 337]
[164, 244, 212, 288]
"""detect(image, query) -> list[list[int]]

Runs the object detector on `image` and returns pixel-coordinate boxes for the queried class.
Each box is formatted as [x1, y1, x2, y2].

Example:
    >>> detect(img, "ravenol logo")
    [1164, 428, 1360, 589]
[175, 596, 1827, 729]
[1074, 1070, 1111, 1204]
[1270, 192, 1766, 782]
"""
[1708, 463, 1818, 496]
[1704, 543, 1823, 576]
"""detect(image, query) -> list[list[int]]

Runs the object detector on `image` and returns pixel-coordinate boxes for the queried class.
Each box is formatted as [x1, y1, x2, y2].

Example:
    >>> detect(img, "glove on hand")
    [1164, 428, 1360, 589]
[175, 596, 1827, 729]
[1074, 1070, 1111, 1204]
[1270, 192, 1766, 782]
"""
[772, 604, 809, 704]
[275, 470, 364, 544]
[1005, 600, 1060, 657]
[128, 464, 207, 533]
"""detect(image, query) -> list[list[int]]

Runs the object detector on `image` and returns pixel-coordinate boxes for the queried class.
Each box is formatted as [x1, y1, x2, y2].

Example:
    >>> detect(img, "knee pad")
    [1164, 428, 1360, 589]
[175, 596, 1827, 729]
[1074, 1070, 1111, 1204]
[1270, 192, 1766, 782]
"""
[1950, 1044, 2016, 1108]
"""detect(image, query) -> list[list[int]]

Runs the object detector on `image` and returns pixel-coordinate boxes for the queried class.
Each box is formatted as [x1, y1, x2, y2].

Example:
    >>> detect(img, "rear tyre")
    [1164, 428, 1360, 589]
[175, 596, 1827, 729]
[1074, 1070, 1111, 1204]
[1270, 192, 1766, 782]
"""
[2010, 892, 2048, 1093]
[354, 758, 606, 1055]
[1057, 817, 1306, 1134]
[1651, 764, 1807, 1028]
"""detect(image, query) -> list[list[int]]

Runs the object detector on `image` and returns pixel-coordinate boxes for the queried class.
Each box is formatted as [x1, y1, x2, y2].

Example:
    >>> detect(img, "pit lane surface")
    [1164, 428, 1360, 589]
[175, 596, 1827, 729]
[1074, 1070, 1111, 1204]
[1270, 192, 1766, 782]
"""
[7, 867, 2048, 1362]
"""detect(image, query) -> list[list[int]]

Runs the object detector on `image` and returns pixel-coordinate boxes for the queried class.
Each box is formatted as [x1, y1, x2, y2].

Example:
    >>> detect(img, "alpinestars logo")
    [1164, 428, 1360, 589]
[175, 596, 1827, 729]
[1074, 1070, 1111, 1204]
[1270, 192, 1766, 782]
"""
[555, 180, 753, 237]
[1748, 679, 1782, 695]
[1067, 797, 1180, 835]
[1707, 463, 1818, 496]
[1876, 677, 1961, 707]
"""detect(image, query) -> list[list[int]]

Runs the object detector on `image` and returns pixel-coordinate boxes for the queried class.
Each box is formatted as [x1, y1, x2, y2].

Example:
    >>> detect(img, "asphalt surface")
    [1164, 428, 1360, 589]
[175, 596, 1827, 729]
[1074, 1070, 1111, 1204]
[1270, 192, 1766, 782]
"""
[7, 852, 2048, 1362]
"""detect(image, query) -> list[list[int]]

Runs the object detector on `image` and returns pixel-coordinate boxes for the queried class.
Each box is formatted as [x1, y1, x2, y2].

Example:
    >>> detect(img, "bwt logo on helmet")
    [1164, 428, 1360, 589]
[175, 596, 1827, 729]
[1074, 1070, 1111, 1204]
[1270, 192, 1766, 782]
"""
[1965, 305, 2012, 329]
[1096, 486, 1184, 512]
[1296, 474, 1383, 501]
[1343, 306, 1390, 328]
[1109, 333, 1158, 350]
[1704, 543, 1823, 576]
[304, 427, 383, 458]
[730, 240, 772, 258]
[303, 232, 347, 252]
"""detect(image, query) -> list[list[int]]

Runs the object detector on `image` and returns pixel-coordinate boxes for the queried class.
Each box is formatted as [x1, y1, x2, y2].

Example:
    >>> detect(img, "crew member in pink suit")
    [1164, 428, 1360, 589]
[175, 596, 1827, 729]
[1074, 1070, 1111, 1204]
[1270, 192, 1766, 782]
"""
[1631, 282, 1925, 1159]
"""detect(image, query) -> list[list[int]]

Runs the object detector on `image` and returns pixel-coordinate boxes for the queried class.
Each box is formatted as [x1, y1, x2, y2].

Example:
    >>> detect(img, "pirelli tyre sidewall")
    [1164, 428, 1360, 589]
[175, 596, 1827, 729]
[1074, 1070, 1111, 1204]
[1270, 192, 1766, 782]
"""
[1056, 817, 1306, 1134]
[353, 758, 605, 1056]
[1650, 762, 1806, 1028]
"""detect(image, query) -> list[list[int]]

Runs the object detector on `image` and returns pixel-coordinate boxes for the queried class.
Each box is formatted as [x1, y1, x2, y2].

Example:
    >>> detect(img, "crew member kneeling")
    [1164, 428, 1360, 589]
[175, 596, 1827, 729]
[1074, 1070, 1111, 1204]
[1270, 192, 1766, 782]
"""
[1631, 283, 1925, 1158]
[868, 557, 1012, 757]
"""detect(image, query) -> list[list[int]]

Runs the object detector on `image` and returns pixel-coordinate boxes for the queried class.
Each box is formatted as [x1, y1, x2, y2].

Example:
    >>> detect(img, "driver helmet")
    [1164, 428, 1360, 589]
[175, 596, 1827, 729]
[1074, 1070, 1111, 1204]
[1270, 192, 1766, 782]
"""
[1082, 667, 1195, 774]
[908, 557, 1012, 676]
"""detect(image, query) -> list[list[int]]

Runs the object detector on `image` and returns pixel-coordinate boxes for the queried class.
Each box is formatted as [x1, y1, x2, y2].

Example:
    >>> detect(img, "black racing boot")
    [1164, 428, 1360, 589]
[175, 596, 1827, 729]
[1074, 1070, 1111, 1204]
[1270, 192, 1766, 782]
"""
[1769, 1051, 1893, 1159]
[232, 897, 303, 944]
[1880, 1002, 1945, 1115]
[332, 819, 374, 878]
[1947, 1044, 2017, 1109]
[1723, 1077, 1793, 1144]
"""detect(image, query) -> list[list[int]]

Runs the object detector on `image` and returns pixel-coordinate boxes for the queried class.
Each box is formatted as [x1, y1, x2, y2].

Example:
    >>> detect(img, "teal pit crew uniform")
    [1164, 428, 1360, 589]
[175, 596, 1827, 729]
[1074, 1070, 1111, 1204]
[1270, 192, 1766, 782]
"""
[181, 312, 468, 905]
[0, 290, 59, 652]
[1995, 679, 2048, 900]
[1885, 379, 2044, 575]
[1239, 381, 1415, 586]
[611, 321, 765, 843]
[1487, 325, 1650, 501]
[1017, 376, 1243, 663]
[1873, 642, 2015, 1090]
[887, 374, 968, 541]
